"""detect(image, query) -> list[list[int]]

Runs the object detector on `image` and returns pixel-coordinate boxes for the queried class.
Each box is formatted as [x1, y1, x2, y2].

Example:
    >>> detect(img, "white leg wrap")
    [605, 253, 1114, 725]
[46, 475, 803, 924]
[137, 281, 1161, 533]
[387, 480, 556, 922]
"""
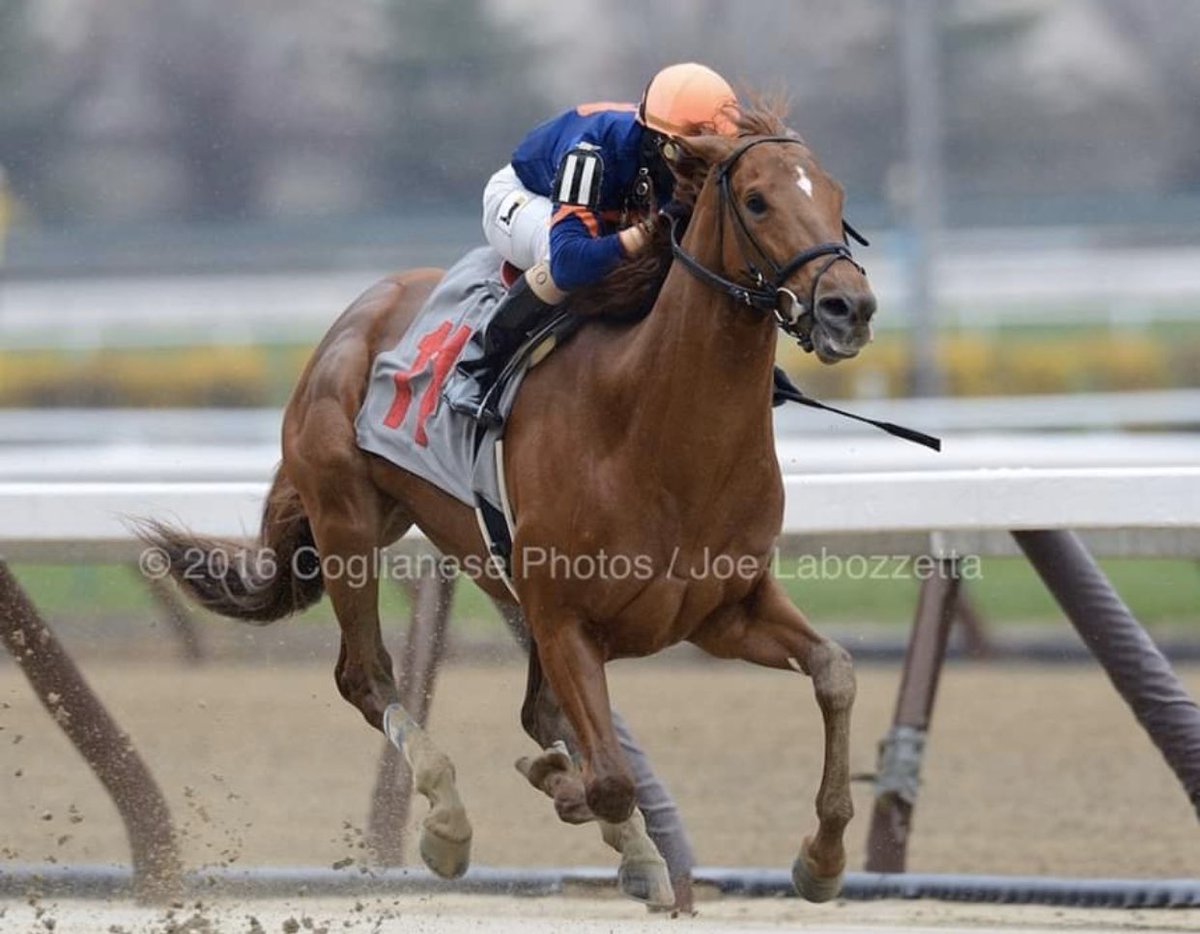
[382, 703, 472, 879]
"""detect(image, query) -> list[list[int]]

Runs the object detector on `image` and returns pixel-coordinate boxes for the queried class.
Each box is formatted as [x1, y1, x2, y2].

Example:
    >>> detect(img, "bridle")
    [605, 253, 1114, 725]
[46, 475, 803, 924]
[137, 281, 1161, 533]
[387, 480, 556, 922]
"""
[668, 135, 868, 348]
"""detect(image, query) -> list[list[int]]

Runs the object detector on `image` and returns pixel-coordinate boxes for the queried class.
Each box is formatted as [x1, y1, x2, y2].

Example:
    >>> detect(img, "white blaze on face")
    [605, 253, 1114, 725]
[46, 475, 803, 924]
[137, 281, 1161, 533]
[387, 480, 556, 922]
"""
[795, 165, 813, 198]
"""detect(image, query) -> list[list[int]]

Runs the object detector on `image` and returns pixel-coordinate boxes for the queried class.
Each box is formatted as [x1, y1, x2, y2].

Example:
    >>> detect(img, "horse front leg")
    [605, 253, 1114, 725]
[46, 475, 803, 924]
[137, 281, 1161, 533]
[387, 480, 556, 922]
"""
[523, 612, 678, 906]
[516, 646, 592, 823]
[529, 615, 634, 821]
[307, 491, 471, 879]
[691, 576, 856, 903]
[516, 739, 674, 908]
[514, 645, 678, 908]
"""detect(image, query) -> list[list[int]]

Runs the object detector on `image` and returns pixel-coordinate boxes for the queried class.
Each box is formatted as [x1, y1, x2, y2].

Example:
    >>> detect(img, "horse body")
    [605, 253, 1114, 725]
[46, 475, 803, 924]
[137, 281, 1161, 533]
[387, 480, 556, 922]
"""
[144, 111, 873, 907]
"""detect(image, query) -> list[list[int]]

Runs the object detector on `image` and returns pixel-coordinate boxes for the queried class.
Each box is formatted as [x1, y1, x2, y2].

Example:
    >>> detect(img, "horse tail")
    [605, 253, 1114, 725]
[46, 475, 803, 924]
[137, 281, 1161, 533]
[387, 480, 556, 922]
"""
[137, 468, 324, 623]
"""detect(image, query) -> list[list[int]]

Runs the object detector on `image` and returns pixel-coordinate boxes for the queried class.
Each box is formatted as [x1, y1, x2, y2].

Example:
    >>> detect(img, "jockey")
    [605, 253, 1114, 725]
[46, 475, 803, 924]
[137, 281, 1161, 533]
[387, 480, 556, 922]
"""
[445, 62, 739, 424]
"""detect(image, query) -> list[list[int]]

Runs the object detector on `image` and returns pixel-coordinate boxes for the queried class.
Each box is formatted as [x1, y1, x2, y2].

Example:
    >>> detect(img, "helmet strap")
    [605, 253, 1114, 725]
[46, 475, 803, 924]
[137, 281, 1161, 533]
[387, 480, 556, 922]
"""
[636, 130, 677, 207]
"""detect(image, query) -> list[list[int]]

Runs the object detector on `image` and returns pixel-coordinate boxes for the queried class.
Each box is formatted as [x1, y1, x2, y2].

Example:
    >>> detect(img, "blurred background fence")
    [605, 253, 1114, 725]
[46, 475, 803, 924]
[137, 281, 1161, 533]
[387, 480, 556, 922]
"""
[3, 0, 1200, 406]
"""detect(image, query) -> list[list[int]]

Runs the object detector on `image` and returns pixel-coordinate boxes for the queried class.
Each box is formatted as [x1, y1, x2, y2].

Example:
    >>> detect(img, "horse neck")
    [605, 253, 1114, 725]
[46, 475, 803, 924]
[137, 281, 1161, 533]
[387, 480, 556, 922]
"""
[612, 222, 778, 458]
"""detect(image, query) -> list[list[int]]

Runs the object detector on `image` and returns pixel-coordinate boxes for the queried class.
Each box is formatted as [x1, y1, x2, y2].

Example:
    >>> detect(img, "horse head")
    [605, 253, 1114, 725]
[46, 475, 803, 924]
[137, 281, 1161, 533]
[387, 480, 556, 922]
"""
[670, 128, 875, 364]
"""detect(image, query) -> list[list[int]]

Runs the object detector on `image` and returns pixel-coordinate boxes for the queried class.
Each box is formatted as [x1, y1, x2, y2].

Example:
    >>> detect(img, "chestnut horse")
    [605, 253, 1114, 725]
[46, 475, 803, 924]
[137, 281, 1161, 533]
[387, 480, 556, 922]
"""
[142, 105, 875, 906]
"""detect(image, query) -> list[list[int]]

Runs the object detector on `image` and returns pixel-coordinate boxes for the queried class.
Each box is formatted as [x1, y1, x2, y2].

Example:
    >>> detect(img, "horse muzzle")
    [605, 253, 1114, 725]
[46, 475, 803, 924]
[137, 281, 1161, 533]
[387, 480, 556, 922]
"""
[809, 288, 875, 364]
[811, 324, 865, 364]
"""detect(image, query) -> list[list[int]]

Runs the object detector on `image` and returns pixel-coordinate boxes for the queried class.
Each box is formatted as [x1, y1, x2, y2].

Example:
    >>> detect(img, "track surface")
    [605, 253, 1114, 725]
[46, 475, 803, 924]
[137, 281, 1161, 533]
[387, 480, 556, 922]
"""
[2, 657, 1199, 930]
[5, 893, 1200, 934]
[2, 657, 1197, 873]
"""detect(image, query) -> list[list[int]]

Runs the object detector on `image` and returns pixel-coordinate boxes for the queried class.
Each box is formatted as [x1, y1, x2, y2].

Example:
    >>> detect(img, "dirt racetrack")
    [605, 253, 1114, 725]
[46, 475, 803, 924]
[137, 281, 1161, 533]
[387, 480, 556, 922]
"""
[2, 653, 1197, 880]
[5, 893, 1200, 934]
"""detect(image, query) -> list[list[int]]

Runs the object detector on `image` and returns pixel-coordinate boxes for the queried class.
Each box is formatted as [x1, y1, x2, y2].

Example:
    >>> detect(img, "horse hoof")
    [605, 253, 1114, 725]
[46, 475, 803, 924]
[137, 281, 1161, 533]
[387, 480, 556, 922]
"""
[791, 850, 843, 903]
[419, 822, 472, 880]
[618, 859, 674, 909]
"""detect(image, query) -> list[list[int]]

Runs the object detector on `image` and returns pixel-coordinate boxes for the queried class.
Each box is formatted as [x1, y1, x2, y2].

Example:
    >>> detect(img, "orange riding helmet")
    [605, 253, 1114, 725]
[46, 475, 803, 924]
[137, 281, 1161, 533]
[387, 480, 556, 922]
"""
[637, 63, 739, 137]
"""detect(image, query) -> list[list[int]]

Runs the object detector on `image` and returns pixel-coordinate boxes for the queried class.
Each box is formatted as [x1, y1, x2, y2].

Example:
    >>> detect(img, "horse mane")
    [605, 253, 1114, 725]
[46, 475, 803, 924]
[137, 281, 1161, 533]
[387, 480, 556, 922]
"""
[570, 97, 793, 322]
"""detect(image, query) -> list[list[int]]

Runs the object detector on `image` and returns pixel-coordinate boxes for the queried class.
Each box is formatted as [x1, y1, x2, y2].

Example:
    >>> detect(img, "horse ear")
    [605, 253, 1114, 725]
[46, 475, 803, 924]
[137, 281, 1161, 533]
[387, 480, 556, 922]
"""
[676, 133, 736, 166]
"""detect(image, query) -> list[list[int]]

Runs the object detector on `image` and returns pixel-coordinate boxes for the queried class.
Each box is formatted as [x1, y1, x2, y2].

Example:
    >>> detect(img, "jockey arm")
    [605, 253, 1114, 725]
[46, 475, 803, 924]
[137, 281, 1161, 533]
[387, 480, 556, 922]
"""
[547, 194, 655, 292]
[548, 207, 630, 291]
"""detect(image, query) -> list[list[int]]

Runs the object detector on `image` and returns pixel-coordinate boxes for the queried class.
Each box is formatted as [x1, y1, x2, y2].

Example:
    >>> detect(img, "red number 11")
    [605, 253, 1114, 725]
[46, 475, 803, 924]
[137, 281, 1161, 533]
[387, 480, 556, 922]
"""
[382, 320, 473, 446]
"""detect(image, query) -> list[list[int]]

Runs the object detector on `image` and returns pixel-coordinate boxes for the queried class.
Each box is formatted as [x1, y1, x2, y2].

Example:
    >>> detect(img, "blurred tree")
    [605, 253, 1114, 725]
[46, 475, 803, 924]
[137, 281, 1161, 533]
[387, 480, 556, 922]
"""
[941, 0, 1172, 201]
[1096, 0, 1200, 191]
[941, 2, 1042, 198]
[370, 0, 546, 208]
[143, 2, 269, 221]
[0, 0, 97, 220]
[590, 0, 906, 206]
[3, 0, 1199, 227]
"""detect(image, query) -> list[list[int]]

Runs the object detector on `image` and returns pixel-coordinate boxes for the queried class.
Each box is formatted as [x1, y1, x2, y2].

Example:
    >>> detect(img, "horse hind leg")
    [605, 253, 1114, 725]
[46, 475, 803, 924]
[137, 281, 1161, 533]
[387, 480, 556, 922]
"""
[324, 552, 472, 876]
[295, 434, 471, 878]
[383, 704, 472, 878]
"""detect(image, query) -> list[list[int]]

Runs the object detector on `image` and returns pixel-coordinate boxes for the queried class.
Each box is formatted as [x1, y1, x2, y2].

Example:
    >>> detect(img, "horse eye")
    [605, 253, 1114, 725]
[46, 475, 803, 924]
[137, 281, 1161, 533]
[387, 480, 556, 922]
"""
[745, 193, 767, 215]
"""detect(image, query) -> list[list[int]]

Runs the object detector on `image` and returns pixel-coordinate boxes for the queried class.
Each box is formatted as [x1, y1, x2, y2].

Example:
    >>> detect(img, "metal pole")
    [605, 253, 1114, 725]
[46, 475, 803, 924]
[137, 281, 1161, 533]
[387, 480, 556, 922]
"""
[865, 558, 961, 871]
[0, 560, 182, 900]
[1012, 529, 1200, 818]
[367, 570, 456, 864]
[901, 0, 946, 397]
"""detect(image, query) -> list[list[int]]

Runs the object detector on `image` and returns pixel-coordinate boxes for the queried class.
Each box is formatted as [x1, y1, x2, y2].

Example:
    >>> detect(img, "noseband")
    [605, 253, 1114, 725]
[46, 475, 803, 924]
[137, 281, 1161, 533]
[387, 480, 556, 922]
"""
[668, 136, 868, 345]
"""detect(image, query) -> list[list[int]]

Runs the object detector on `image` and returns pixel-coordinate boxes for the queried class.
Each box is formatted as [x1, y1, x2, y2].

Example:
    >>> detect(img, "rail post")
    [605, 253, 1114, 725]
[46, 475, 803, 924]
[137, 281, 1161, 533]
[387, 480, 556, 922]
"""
[1013, 529, 1200, 817]
[865, 557, 961, 871]
[0, 560, 182, 900]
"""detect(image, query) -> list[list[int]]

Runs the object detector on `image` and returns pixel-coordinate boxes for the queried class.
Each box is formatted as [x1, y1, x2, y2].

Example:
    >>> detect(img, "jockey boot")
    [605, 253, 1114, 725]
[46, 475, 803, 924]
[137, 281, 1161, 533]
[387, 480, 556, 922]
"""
[444, 260, 565, 426]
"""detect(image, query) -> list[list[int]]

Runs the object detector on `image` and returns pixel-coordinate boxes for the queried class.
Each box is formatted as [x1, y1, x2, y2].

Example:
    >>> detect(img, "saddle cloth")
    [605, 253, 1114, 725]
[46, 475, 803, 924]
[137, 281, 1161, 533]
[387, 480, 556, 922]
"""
[353, 246, 807, 511]
[355, 245, 525, 515]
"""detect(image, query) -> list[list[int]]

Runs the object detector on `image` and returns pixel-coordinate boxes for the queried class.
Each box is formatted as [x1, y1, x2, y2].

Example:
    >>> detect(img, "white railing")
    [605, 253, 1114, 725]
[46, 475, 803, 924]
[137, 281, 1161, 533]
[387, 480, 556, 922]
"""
[3, 467, 1199, 562]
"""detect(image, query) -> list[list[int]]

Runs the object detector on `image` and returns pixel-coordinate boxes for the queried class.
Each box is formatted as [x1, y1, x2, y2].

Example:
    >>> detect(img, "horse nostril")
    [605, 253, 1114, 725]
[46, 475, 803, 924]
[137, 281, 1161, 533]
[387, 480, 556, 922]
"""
[817, 295, 851, 321]
[819, 293, 876, 326]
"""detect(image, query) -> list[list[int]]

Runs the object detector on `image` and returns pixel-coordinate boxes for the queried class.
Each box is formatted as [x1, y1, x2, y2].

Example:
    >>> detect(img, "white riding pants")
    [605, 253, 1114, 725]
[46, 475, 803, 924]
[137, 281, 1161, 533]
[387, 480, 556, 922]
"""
[482, 164, 552, 271]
